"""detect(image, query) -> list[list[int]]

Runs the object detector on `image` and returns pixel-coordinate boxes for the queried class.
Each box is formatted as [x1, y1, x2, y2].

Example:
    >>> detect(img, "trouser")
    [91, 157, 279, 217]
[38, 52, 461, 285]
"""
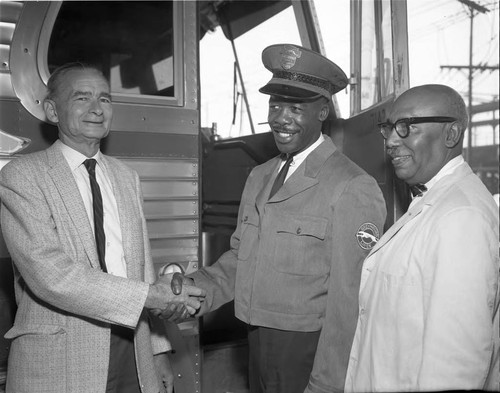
[106, 325, 141, 393]
[248, 325, 321, 393]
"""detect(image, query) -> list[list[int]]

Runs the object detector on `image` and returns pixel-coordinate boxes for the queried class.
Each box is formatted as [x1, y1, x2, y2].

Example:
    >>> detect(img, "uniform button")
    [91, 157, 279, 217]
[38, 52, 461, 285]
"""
[296, 227, 301, 234]
[360, 308, 365, 315]
[243, 216, 248, 222]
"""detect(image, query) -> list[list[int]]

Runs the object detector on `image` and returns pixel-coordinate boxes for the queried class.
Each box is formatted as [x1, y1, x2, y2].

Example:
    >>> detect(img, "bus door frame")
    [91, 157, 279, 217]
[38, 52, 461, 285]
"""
[349, 0, 410, 227]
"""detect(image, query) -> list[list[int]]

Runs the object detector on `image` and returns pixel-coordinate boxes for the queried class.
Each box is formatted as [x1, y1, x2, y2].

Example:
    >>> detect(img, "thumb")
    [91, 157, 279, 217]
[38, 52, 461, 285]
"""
[171, 272, 184, 295]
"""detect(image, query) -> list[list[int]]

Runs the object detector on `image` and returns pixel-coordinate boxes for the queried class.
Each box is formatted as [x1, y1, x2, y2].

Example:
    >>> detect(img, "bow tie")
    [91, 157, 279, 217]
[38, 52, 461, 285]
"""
[409, 183, 427, 197]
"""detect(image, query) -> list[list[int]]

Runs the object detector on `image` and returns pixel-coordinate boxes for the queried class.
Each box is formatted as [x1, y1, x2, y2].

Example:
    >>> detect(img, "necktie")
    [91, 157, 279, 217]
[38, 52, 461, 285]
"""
[269, 154, 294, 199]
[409, 183, 427, 197]
[84, 159, 107, 272]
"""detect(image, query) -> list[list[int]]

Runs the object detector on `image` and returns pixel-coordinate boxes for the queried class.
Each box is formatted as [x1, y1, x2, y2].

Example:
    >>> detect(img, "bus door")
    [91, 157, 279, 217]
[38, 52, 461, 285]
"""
[0, 1, 201, 391]
[345, 0, 411, 227]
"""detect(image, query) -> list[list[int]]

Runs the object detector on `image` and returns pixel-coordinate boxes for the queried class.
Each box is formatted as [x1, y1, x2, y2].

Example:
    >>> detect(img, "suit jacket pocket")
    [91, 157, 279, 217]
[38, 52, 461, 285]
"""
[5, 323, 66, 339]
[6, 324, 67, 390]
[273, 214, 328, 275]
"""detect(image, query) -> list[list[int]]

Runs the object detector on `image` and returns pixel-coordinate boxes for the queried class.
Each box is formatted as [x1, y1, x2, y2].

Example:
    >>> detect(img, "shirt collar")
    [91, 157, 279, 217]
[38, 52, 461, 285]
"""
[290, 133, 325, 164]
[55, 139, 102, 171]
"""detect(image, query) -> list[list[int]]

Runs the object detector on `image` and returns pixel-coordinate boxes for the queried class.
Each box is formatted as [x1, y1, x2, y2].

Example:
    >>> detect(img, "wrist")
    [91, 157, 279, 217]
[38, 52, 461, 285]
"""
[145, 283, 159, 309]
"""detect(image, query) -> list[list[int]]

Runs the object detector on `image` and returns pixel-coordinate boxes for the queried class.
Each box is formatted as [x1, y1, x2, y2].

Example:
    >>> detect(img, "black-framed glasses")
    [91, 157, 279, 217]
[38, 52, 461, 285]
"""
[378, 116, 457, 139]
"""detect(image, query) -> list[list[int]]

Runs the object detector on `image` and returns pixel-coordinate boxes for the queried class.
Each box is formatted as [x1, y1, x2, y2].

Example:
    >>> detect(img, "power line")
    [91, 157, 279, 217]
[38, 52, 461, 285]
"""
[446, 0, 493, 161]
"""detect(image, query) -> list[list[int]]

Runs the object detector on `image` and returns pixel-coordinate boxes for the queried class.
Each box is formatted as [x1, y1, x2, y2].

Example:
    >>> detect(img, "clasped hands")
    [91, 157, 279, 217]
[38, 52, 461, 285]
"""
[146, 273, 204, 322]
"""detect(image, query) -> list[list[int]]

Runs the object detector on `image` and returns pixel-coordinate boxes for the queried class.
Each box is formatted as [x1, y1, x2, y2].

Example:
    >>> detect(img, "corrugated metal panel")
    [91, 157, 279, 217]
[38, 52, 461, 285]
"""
[0, 2, 23, 24]
[144, 199, 198, 218]
[0, 1, 23, 89]
[121, 158, 199, 268]
[141, 180, 198, 199]
[0, 44, 10, 69]
[0, 23, 15, 46]
[147, 218, 198, 239]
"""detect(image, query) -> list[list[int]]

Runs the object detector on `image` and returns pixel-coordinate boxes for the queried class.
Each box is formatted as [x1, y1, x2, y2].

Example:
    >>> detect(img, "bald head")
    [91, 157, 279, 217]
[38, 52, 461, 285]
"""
[392, 84, 468, 134]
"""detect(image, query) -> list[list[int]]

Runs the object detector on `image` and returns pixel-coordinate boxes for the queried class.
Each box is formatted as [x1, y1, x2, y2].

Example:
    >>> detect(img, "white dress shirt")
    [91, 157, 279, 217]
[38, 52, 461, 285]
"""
[56, 140, 128, 277]
[278, 133, 325, 181]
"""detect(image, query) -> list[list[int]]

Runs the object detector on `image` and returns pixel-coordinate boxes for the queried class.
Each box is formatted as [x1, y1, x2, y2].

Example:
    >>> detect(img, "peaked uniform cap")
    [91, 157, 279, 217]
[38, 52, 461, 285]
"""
[259, 44, 348, 101]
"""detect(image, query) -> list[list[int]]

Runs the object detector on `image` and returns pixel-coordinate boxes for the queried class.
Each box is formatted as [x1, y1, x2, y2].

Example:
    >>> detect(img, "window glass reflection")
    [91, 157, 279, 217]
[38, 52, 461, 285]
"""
[360, 0, 393, 110]
[199, 1, 300, 138]
[48, 1, 174, 97]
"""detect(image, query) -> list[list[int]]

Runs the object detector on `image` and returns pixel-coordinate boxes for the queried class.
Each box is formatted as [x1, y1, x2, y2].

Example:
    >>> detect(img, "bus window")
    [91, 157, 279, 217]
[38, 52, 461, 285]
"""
[359, 0, 394, 111]
[199, 1, 301, 139]
[48, 1, 175, 99]
[312, 0, 351, 117]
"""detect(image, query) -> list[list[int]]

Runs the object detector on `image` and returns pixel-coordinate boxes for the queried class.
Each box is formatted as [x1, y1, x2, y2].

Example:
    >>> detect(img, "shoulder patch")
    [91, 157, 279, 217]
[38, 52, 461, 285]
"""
[356, 222, 380, 250]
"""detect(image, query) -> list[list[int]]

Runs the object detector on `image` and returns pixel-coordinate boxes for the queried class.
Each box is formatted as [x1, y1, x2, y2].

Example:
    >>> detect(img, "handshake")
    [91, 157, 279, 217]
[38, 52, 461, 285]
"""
[145, 273, 205, 322]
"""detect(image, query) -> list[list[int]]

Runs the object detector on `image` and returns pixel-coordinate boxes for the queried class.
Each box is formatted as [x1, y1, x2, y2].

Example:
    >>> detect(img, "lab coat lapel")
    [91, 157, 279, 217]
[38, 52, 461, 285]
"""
[368, 202, 425, 256]
[368, 162, 472, 256]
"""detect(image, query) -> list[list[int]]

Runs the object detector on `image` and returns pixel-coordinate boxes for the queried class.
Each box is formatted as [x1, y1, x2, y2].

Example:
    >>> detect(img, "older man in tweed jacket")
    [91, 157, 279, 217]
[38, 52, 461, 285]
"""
[0, 63, 204, 393]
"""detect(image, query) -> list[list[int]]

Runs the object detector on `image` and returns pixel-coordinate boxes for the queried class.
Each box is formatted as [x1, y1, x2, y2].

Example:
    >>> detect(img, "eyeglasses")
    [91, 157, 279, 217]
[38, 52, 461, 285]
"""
[379, 116, 457, 139]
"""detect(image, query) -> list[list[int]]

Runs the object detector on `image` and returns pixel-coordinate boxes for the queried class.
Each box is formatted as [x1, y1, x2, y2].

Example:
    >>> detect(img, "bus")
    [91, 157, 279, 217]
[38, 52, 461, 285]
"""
[0, 1, 496, 392]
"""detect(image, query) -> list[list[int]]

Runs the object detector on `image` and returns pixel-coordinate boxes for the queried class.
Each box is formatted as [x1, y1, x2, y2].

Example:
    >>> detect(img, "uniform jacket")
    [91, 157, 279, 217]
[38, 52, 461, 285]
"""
[191, 136, 387, 393]
[345, 161, 500, 392]
[0, 142, 168, 393]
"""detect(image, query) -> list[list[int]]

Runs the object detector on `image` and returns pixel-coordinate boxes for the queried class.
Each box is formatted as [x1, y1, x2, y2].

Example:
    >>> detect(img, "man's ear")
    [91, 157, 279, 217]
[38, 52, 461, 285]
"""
[43, 99, 59, 123]
[318, 103, 329, 122]
[444, 122, 462, 148]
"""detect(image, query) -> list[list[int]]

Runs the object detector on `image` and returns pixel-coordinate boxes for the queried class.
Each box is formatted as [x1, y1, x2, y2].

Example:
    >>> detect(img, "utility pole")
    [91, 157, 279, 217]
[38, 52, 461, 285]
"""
[441, 0, 489, 163]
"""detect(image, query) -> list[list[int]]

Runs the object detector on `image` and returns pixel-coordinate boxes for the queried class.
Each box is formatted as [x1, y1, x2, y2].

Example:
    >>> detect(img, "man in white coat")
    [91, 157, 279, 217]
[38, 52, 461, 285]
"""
[345, 84, 499, 392]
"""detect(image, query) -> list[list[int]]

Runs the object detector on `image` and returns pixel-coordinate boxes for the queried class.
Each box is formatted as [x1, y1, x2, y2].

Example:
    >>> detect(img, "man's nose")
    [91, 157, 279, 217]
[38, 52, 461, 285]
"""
[89, 99, 103, 115]
[385, 128, 401, 148]
[272, 107, 291, 124]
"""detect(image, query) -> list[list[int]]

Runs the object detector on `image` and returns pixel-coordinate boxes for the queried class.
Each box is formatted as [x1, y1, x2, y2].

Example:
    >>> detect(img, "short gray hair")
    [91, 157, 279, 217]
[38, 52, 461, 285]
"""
[46, 62, 107, 101]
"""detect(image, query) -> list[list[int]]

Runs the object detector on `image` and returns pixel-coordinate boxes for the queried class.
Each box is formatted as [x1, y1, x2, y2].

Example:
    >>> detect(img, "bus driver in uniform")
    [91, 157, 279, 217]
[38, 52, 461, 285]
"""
[168, 44, 387, 393]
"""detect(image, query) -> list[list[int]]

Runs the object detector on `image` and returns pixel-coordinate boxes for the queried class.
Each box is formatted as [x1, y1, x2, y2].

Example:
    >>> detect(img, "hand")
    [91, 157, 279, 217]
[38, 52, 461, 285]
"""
[153, 352, 174, 393]
[145, 274, 205, 316]
[171, 272, 195, 295]
[155, 302, 192, 323]
[157, 273, 198, 321]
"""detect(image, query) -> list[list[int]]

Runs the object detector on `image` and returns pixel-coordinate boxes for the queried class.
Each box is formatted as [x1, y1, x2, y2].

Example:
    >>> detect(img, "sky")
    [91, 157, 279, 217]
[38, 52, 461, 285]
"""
[199, 0, 499, 144]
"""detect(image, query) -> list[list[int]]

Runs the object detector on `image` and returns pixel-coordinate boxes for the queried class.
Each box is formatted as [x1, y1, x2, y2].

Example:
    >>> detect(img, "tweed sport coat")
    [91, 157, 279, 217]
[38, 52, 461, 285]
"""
[0, 142, 168, 393]
[191, 136, 387, 393]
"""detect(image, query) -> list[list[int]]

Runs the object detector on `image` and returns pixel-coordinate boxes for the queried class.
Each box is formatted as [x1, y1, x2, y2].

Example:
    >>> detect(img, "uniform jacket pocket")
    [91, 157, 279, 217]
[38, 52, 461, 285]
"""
[273, 214, 328, 275]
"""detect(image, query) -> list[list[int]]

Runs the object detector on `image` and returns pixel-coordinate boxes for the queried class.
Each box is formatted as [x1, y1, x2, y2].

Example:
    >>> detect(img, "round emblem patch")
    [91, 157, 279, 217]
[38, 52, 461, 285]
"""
[356, 222, 380, 250]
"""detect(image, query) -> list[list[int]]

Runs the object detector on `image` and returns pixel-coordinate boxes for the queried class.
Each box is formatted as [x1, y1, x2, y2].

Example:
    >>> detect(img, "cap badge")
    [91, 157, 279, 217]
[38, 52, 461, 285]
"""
[356, 222, 380, 250]
[280, 45, 302, 70]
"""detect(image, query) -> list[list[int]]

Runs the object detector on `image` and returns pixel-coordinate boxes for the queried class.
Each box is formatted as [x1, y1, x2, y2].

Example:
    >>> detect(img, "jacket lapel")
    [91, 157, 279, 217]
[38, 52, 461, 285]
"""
[46, 144, 100, 269]
[367, 161, 473, 257]
[255, 158, 279, 211]
[367, 203, 425, 256]
[268, 136, 336, 202]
